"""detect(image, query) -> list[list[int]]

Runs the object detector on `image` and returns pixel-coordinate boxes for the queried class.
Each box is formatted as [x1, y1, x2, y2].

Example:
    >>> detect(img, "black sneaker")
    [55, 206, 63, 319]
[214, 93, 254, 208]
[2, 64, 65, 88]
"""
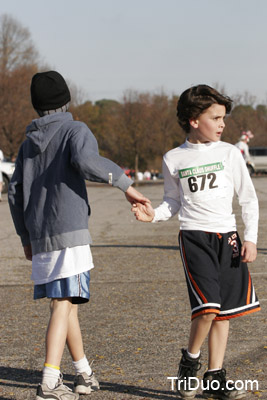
[202, 369, 246, 399]
[176, 348, 201, 398]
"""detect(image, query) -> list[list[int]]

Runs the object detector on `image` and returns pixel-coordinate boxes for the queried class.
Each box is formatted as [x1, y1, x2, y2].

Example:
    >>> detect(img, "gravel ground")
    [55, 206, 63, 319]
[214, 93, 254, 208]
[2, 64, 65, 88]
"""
[0, 177, 266, 399]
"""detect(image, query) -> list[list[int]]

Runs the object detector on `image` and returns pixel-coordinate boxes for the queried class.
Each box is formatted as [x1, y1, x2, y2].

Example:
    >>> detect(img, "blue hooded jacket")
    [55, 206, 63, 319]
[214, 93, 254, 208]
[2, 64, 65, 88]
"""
[8, 112, 132, 255]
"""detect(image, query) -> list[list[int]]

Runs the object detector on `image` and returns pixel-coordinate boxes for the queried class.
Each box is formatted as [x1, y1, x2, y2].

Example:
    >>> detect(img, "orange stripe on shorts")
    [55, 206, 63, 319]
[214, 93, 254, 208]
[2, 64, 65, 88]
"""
[246, 273, 252, 305]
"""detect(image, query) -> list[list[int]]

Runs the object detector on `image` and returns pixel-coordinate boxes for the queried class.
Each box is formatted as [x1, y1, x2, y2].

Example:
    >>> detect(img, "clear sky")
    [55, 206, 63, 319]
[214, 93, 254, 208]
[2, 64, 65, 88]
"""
[1, 0, 267, 103]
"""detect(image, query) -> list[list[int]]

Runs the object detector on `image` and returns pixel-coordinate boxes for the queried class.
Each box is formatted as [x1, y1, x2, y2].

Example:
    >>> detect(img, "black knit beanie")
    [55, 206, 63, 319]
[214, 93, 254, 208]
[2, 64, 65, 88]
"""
[31, 71, 71, 111]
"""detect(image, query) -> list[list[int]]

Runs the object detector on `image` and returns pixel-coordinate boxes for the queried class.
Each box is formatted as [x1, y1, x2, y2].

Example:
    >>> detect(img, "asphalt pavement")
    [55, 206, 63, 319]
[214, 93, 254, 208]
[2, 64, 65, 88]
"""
[0, 178, 266, 399]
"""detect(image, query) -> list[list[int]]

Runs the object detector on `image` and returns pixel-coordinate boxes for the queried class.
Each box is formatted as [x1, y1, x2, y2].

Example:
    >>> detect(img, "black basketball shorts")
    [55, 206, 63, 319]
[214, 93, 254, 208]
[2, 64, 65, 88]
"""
[179, 230, 260, 320]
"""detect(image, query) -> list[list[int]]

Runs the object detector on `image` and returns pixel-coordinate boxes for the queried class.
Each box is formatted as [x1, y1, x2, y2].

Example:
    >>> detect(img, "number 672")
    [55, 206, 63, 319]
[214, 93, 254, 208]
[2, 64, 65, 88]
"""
[188, 173, 218, 193]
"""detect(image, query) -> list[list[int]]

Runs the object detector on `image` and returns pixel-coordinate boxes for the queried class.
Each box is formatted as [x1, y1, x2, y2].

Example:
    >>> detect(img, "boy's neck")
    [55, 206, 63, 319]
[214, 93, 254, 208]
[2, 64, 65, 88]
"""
[187, 137, 211, 144]
[187, 133, 214, 144]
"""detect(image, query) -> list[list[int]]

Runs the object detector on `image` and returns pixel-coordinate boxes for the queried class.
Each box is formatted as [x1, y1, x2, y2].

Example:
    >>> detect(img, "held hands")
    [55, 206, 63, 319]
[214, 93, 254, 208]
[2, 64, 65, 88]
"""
[125, 185, 151, 205]
[125, 185, 154, 222]
[241, 241, 257, 263]
[131, 202, 155, 222]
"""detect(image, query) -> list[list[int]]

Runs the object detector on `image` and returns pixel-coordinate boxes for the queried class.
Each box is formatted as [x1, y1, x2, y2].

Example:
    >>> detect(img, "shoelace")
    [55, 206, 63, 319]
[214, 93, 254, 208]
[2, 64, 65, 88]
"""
[179, 360, 202, 378]
[205, 368, 236, 391]
[56, 374, 72, 392]
[215, 369, 231, 389]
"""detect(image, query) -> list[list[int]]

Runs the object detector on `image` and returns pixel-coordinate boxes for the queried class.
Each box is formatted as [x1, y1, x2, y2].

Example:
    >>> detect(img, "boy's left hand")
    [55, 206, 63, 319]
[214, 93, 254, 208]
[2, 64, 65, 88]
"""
[241, 241, 257, 263]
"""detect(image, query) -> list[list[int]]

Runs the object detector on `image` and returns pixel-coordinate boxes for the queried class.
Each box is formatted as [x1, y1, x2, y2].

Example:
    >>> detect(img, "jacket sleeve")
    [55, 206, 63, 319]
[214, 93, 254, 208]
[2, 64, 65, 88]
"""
[70, 123, 133, 192]
[8, 147, 30, 247]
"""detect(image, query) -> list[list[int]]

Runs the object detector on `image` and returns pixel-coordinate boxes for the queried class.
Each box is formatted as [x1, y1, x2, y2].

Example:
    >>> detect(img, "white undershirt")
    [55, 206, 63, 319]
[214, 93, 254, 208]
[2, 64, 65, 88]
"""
[31, 244, 94, 285]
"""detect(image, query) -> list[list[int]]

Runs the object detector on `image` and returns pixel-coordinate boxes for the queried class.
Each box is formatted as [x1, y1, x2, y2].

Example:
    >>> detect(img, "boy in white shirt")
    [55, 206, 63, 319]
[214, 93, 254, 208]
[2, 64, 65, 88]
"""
[132, 84, 260, 399]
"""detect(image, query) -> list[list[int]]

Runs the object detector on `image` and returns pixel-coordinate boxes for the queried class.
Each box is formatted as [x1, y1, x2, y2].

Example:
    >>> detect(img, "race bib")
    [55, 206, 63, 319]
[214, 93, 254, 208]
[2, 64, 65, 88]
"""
[179, 161, 227, 201]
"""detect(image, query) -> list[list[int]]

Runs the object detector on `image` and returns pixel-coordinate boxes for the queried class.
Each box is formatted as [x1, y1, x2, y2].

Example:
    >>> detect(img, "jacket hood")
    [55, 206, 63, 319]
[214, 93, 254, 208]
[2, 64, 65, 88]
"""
[26, 112, 73, 153]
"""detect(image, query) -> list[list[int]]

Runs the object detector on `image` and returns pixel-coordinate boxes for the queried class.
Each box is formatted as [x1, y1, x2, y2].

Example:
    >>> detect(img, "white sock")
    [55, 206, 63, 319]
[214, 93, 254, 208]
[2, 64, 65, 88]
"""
[187, 349, 200, 359]
[42, 366, 60, 389]
[207, 368, 221, 372]
[72, 355, 92, 376]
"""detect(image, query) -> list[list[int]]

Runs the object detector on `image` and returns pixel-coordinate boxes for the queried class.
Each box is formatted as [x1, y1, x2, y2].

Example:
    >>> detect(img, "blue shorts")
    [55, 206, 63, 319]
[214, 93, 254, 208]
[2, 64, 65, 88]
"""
[34, 271, 90, 304]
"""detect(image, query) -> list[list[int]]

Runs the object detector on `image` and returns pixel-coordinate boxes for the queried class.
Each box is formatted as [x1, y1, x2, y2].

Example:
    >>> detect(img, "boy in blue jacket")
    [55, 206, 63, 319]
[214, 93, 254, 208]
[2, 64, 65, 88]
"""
[8, 70, 149, 400]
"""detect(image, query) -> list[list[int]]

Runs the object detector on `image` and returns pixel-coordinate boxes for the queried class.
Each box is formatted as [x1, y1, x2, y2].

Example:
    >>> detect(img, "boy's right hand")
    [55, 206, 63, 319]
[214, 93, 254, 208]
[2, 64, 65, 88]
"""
[24, 244, 32, 261]
[131, 202, 155, 222]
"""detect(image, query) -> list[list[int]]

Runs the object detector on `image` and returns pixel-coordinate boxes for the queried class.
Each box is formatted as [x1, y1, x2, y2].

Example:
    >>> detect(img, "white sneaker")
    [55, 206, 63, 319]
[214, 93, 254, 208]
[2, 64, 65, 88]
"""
[74, 371, 100, 394]
[36, 375, 79, 399]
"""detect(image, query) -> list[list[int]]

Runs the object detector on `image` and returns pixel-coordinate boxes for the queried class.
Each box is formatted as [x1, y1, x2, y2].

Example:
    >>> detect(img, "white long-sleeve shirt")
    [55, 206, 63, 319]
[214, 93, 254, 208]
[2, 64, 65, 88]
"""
[154, 140, 259, 244]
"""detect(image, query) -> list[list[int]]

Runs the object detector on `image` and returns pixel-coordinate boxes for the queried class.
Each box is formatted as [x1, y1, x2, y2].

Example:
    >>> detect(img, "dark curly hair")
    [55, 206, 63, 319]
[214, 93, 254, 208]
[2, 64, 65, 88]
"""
[177, 85, 233, 133]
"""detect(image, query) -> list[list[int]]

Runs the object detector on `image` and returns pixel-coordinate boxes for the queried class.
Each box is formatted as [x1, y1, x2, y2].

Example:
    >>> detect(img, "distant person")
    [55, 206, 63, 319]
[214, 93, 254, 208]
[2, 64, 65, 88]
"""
[0, 148, 4, 201]
[235, 130, 254, 164]
[150, 169, 157, 180]
[150, 169, 155, 180]
[8, 71, 150, 400]
[143, 170, 151, 180]
[132, 85, 260, 399]
[137, 171, 144, 181]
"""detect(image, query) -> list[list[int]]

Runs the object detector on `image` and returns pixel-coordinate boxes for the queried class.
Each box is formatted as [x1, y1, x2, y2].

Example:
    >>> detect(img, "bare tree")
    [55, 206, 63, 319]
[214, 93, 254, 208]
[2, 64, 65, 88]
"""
[0, 14, 39, 157]
[0, 14, 38, 74]
[0, 65, 37, 158]
[116, 90, 154, 175]
[149, 93, 182, 155]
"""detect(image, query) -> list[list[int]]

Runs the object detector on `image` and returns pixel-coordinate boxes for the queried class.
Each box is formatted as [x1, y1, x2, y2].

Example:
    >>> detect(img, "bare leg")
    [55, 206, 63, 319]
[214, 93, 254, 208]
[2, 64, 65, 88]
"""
[188, 313, 216, 354]
[66, 303, 85, 362]
[45, 298, 72, 366]
[208, 319, 229, 369]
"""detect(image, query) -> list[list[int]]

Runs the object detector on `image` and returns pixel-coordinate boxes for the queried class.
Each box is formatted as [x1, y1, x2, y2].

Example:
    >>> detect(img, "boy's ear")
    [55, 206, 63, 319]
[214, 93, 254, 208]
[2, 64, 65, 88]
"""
[189, 118, 199, 129]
